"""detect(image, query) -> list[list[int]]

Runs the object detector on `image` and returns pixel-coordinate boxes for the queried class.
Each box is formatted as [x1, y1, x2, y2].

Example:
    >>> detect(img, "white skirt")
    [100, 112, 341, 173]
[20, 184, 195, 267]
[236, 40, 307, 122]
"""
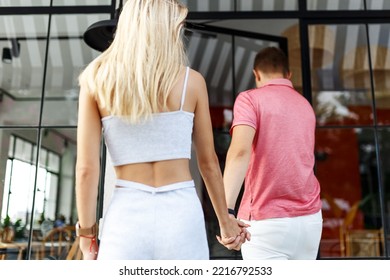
[97, 179, 209, 260]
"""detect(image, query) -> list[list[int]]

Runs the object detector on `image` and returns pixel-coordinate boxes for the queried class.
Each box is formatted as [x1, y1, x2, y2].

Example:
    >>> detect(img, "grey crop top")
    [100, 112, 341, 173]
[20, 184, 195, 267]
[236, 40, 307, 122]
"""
[102, 67, 194, 166]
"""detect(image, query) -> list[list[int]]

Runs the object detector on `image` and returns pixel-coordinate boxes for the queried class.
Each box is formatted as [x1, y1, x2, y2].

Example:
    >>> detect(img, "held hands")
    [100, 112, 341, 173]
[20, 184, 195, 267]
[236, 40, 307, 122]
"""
[216, 214, 251, 251]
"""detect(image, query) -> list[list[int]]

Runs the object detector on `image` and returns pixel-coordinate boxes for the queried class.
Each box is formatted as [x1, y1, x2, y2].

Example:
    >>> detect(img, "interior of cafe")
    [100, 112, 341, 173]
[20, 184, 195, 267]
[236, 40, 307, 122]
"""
[0, 0, 390, 260]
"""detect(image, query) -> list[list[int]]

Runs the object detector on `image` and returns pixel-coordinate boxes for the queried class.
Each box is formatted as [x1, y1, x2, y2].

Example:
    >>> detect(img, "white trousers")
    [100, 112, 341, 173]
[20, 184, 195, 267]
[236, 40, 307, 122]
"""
[241, 210, 322, 260]
[97, 179, 209, 260]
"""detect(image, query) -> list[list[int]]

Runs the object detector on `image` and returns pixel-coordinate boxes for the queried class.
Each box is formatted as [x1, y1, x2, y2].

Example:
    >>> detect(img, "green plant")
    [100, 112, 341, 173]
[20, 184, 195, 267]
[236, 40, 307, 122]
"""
[14, 218, 26, 239]
[1, 215, 12, 228]
[38, 212, 45, 225]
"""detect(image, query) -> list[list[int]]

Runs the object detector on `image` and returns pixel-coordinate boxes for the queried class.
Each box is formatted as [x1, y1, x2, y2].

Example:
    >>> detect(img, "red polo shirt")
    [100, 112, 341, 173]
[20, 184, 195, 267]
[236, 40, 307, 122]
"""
[231, 79, 322, 220]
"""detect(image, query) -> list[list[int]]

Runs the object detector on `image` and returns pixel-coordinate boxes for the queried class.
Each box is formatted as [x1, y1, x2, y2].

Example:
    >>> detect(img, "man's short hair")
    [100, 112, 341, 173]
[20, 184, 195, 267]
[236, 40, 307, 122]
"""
[253, 47, 290, 77]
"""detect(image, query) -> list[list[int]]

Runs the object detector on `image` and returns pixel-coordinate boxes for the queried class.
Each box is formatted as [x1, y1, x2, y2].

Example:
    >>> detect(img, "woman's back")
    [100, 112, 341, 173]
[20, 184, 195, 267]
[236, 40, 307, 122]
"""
[98, 67, 198, 187]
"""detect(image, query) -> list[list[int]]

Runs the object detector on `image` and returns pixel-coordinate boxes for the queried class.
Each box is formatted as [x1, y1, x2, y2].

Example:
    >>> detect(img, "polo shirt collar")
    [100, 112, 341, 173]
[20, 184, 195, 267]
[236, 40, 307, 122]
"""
[262, 78, 293, 88]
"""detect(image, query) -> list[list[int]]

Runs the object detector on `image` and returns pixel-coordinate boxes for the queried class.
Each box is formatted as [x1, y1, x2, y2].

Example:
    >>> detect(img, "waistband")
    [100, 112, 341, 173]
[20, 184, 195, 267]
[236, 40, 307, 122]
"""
[115, 179, 195, 193]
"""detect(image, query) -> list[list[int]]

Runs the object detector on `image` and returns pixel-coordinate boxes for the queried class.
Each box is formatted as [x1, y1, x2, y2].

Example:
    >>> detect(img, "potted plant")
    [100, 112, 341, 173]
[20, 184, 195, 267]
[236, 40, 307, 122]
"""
[13, 219, 26, 239]
[1, 215, 15, 243]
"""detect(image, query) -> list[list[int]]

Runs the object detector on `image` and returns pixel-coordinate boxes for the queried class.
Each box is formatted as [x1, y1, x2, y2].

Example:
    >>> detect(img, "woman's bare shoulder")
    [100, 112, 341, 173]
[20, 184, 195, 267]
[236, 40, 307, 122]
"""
[188, 68, 205, 81]
[187, 68, 207, 93]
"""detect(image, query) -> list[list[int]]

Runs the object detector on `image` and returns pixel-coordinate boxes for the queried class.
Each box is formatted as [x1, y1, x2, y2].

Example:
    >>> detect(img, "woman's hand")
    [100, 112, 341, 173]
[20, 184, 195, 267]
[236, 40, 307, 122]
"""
[216, 215, 251, 251]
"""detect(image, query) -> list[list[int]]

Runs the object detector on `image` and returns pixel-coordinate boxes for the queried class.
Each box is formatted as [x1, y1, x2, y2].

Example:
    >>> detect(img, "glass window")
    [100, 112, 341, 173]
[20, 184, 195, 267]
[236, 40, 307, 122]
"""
[42, 128, 77, 224]
[181, 0, 234, 12]
[0, 15, 48, 126]
[53, 0, 111, 5]
[0, 133, 65, 246]
[379, 129, 390, 246]
[186, 31, 234, 107]
[367, 24, 390, 126]
[0, 130, 38, 225]
[14, 137, 32, 162]
[282, 23, 336, 94]
[309, 24, 375, 126]
[0, 0, 50, 6]
[8, 135, 14, 157]
[366, 0, 390, 10]
[41, 14, 105, 126]
[235, 37, 279, 94]
[48, 152, 60, 173]
[316, 128, 384, 258]
[307, 0, 364, 10]
[237, 0, 298, 11]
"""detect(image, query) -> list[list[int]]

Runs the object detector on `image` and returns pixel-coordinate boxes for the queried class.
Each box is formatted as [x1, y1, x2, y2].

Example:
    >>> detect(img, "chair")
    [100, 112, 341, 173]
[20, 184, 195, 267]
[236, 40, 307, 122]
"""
[339, 200, 360, 256]
[345, 228, 384, 257]
[339, 200, 384, 257]
[321, 193, 382, 257]
[38, 227, 72, 260]
[66, 237, 82, 260]
[0, 248, 6, 260]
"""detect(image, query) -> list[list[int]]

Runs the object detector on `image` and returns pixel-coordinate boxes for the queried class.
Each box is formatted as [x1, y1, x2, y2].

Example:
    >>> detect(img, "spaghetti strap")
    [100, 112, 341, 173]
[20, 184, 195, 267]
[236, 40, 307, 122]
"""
[180, 67, 190, 111]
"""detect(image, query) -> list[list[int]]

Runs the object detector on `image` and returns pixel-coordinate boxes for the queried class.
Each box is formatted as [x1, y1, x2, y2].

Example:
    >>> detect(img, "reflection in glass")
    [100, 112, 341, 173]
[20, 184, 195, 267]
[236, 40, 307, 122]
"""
[316, 128, 384, 258]
[308, 24, 376, 126]
[186, 31, 233, 107]
[0, 15, 48, 126]
[42, 14, 104, 126]
[283, 23, 335, 93]
[379, 129, 390, 258]
[237, 0, 298, 11]
[41, 128, 77, 225]
[0, 0, 50, 6]
[0, 128, 76, 250]
[181, 0, 234, 12]
[53, 0, 111, 5]
[307, 0, 363, 10]
[366, 0, 390, 10]
[0, 130, 38, 232]
[234, 37, 278, 94]
[368, 25, 390, 126]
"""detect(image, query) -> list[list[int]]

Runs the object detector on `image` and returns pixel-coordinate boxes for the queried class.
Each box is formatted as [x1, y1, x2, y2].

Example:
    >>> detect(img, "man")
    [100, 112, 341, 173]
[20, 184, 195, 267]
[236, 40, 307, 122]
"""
[223, 47, 322, 259]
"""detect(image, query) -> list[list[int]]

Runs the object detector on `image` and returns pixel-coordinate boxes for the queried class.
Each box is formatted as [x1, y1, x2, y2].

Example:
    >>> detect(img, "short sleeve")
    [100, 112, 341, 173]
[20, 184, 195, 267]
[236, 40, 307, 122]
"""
[230, 91, 257, 135]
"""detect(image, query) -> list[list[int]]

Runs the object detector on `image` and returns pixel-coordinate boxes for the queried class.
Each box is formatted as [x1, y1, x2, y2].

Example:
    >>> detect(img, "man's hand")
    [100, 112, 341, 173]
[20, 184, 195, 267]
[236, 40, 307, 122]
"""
[216, 215, 251, 251]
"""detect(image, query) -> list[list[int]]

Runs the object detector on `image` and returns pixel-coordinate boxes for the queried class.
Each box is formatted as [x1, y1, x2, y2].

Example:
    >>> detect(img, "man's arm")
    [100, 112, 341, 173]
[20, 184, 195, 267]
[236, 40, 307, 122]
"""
[223, 125, 256, 209]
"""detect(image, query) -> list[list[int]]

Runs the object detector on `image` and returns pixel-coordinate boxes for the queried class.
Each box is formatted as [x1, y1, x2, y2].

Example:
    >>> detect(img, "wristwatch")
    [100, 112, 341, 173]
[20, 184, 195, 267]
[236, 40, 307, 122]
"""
[75, 222, 98, 236]
[228, 208, 236, 217]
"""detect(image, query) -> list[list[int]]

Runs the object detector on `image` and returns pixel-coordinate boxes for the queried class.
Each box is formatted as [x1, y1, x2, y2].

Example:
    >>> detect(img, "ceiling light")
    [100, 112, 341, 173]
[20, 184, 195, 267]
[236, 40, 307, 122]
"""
[83, 0, 123, 52]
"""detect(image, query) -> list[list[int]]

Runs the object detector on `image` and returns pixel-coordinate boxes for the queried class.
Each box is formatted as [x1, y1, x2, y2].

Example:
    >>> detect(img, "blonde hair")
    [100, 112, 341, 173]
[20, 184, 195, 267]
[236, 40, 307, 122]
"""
[79, 0, 188, 122]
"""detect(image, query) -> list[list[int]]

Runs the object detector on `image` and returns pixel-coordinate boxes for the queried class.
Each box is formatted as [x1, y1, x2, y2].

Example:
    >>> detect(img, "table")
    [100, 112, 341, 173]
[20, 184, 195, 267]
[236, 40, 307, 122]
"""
[0, 241, 41, 260]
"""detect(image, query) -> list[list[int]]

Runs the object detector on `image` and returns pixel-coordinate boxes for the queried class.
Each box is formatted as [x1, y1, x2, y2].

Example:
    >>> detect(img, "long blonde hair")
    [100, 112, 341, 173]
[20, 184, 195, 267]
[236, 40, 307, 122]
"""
[79, 0, 188, 122]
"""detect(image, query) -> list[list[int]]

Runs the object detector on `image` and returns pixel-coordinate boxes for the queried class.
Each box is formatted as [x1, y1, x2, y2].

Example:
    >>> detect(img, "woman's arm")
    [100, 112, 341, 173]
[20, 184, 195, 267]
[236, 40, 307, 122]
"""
[75, 86, 102, 259]
[190, 71, 245, 249]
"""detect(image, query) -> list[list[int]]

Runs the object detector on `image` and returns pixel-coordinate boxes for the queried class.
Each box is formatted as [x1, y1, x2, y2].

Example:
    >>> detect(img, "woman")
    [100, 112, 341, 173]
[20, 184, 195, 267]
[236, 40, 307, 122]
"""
[76, 0, 247, 260]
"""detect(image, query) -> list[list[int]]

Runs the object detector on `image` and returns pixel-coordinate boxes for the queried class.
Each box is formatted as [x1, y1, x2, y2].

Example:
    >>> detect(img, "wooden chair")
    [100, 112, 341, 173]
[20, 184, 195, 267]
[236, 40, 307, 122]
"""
[322, 193, 384, 257]
[345, 228, 384, 257]
[38, 227, 72, 260]
[0, 248, 6, 260]
[339, 200, 360, 257]
[340, 201, 384, 257]
[66, 237, 82, 260]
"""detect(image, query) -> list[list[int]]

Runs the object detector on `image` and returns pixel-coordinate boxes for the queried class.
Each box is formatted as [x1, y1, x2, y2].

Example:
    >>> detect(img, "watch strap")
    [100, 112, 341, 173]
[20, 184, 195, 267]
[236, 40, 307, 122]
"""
[75, 222, 98, 236]
[228, 208, 236, 217]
